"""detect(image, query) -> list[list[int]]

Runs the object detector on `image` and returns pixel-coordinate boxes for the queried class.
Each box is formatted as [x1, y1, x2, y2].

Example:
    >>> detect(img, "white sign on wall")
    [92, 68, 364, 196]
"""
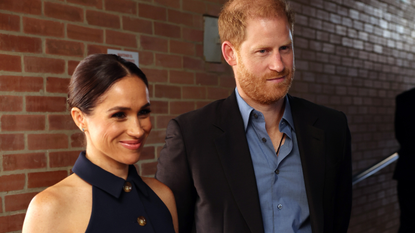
[107, 49, 139, 67]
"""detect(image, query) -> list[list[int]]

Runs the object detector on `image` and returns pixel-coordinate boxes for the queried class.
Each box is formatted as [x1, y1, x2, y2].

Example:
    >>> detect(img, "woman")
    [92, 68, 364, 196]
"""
[23, 54, 178, 233]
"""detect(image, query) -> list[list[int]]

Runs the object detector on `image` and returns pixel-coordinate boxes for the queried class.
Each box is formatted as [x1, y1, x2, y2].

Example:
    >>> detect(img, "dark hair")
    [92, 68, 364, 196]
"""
[68, 54, 148, 115]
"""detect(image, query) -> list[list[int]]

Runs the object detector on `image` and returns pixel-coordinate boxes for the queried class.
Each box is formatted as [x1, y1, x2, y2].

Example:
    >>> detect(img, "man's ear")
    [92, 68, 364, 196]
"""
[222, 41, 238, 66]
[71, 107, 87, 132]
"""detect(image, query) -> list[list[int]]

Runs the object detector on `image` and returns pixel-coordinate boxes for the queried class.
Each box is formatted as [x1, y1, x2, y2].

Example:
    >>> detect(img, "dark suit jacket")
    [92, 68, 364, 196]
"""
[156, 91, 352, 233]
[393, 88, 415, 181]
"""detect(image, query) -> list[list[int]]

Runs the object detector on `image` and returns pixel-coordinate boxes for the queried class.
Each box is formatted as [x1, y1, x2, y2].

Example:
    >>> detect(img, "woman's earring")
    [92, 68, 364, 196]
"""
[81, 128, 85, 132]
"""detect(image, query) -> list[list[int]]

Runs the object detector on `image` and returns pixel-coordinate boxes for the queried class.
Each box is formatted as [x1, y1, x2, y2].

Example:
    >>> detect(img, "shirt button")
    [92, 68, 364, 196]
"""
[253, 113, 258, 119]
[137, 216, 147, 226]
[275, 169, 280, 174]
[262, 138, 267, 143]
[123, 181, 132, 193]
[277, 204, 283, 210]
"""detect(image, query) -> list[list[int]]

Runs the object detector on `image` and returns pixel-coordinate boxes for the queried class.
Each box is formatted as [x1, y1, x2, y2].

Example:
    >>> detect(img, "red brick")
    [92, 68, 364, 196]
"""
[0, 54, 21, 72]
[0, 34, 41, 53]
[183, 0, 206, 14]
[170, 70, 194, 84]
[46, 39, 84, 57]
[3, 153, 46, 171]
[71, 132, 85, 147]
[151, 101, 168, 114]
[45, 2, 83, 22]
[219, 75, 236, 88]
[5, 192, 37, 212]
[0, 174, 25, 192]
[0, 12, 20, 31]
[156, 115, 175, 129]
[24, 56, 65, 74]
[1, 115, 45, 131]
[50, 151, 79, 167]
[207, 87, 230, 99]
[106, 30, 137, 48]
[28, 134, 68, 150]
[196, 73, 218, 86]
[205, 63, 230, 73]
[183, 56, 204, 71]
[28, 171, 68, 188]
[146, 130, 165, 144]
[87, 44, 120, 55]
[23, 17, 64, 37]
[170, 101, 195, 114]
[183, 28, 204, 42]
[141, 161, 158, 176]
[140, 146, 155, 160]
[138, 4, 166, 21]
[141, 35, 168, 52]
[196, 44, 203, 57]
[155, 0, 180, 8]
[155, 54, 182, 68]
[0, 96, 22, 112]
[0, 76, 43, 92]
[26, 96, 66, 112]
[0, 0, 41, 15]
[206, 2, 222, 17]
[68, 0, 103, 9]
[49, 115, 77, 130]
[170, 40, 195, 56]
[0, 214, 25, 233]
[86, 10, 120, 28]
[154, 22, 181, 38]
[67, 24, 103, 43]
[105, 0, 137, 14]
[138, 51, 154, 66]
[68, 60, 81, 75]
[141, 68, 168, 83]
[46, 77, 70, 93]
[168, 9, 195, 27]
[123, 16, 152, 34]
[155, 84, 181, 99]
[183, 86, 206, 99]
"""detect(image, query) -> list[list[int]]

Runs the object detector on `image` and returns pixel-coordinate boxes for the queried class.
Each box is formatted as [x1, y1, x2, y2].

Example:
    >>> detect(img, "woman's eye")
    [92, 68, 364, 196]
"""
[111, 112, 126, 118]
[138, 109, 151, 116]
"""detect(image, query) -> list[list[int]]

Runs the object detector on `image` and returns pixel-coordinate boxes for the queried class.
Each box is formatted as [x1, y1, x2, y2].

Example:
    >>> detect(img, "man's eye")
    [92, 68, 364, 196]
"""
[258, 49, 266, 53]
[112, 112, 126, 118]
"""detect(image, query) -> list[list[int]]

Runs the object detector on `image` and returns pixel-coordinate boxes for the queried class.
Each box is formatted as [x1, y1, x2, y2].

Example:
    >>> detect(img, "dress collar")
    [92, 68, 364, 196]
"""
[72, 151, 149, 199]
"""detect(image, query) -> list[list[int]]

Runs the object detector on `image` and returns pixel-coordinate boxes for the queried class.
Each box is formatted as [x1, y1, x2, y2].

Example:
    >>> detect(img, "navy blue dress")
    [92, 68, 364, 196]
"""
[72, 152, 175, 233]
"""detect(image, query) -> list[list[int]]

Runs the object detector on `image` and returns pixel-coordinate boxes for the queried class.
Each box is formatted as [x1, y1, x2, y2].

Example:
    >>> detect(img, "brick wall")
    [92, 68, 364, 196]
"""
[0, 0, 414, 232]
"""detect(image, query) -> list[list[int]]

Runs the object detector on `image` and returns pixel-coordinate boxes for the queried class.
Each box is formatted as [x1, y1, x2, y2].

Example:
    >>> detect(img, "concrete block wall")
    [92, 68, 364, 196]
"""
[0, 0, 414, 232]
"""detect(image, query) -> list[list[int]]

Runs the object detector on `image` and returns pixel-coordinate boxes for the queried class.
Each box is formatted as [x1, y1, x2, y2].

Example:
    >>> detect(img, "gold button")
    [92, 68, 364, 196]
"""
[123, 181, 132, 193]
[137, 216, 147, 226]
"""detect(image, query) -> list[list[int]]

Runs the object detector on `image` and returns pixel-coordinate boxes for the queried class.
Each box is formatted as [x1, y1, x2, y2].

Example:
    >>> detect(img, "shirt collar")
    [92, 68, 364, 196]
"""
[235, 87, 295, 132]
[72, 151, 149, 198]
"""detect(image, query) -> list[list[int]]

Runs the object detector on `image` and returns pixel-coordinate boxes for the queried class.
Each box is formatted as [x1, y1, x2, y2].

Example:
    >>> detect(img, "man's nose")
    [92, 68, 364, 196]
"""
[269, 54, 285, 72]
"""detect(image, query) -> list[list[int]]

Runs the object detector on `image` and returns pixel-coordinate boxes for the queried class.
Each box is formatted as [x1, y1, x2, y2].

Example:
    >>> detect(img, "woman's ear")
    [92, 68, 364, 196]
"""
[71, 107, 87, 132]
[222, 41, 238, 66]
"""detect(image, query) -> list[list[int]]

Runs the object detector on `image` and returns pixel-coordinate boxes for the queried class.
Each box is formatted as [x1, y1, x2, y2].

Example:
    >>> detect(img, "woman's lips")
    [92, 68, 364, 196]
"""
[119, 140, 142, 150]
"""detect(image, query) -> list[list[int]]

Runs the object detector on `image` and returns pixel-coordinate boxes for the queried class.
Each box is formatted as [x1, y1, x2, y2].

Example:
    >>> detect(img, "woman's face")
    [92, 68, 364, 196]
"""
[82, 76, 152, 170]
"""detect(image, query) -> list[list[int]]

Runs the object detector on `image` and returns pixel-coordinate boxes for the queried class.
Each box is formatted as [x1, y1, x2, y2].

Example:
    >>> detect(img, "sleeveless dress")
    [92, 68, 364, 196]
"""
[72, 152, 175, 233]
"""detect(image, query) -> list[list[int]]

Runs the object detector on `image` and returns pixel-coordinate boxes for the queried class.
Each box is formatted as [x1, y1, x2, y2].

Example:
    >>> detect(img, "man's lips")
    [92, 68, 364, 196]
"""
[119, 140, 142, 150]
[266, 76, 286, 82]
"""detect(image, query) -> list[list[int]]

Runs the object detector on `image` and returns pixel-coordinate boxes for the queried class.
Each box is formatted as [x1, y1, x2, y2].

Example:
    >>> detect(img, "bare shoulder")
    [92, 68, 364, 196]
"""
[142, 177, 178, 233]
[23, 174, 92, 233]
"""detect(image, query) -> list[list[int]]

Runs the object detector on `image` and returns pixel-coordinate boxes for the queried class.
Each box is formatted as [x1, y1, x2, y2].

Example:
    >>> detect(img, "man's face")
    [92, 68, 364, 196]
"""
[234, 16, 294, 105]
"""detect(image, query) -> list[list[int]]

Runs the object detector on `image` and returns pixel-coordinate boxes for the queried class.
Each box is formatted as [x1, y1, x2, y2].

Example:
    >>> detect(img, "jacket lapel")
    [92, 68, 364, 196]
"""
[289, 95, 325, 233]
[213, 91, 265, 233]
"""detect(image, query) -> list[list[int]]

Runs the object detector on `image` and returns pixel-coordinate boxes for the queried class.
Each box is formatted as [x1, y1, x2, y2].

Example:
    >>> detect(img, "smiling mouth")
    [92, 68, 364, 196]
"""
[119, 140, 142, 150]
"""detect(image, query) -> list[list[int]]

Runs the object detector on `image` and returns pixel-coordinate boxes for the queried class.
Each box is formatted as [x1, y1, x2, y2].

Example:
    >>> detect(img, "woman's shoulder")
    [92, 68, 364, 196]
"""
[23, 174, 92, 233]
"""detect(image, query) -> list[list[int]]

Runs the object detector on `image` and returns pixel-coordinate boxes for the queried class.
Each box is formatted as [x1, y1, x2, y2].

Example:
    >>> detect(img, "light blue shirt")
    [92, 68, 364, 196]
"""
[235, 88, 312, 233]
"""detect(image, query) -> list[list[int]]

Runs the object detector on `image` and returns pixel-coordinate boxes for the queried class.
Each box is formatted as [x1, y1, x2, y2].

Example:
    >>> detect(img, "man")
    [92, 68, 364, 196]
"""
[394, 88, 415, 233]
[156, 0, 352, 232]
